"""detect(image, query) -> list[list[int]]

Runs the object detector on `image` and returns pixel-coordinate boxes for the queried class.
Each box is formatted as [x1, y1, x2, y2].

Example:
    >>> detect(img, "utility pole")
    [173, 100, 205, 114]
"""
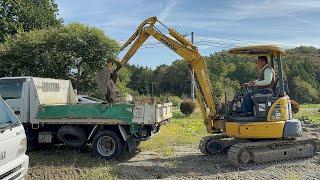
[151, 82, 154, 97]
[191, 32, 195, 101]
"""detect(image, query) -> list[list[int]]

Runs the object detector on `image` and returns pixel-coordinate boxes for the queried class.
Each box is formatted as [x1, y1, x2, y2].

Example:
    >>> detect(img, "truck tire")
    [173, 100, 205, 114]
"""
[92, 130, 124, 160]
[57, 126, 87, 148]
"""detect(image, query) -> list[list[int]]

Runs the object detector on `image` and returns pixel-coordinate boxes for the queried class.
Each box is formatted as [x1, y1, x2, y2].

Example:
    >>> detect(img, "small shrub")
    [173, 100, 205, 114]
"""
[156, 95, 167, 103]
[168, 96, 182, 107]
[180, 100, 196, 115]
[290, 99, 300, 114]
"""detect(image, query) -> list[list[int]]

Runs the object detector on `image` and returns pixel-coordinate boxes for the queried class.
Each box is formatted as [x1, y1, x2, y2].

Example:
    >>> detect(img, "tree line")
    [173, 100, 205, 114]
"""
[0, 0, 319, 104]
[0, 0, 120, 97]
[124, 47, 320, 104]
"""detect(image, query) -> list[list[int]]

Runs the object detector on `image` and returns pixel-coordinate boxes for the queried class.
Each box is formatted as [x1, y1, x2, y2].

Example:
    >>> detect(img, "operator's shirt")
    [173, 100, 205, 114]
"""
[254, 65, 274, 86]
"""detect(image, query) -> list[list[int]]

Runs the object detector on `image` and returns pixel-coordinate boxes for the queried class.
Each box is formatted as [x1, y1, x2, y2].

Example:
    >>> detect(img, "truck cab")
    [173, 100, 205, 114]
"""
[0, 76, 77, 125]
[0, 96, 29, 179]
[0, 77, 27, 122]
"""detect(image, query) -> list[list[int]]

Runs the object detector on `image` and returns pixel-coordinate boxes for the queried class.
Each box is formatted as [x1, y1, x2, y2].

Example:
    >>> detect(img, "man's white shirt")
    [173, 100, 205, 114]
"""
[254, 65, 274, 86]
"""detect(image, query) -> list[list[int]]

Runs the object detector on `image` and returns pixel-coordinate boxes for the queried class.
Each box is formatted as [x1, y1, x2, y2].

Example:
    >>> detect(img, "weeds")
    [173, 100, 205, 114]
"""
[294, 104, 320, 123]
[140, 111, 207, 155]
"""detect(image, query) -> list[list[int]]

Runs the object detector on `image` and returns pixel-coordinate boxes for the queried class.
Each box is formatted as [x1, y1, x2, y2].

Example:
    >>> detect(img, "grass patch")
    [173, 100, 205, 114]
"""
[300, 104, 320, 108]
[294, 104, 320, 123]
[28, 146, 118, 179]
[81, 166, 118, 180]
[286, 174, 301, 180]
[140, 111, 207, 155]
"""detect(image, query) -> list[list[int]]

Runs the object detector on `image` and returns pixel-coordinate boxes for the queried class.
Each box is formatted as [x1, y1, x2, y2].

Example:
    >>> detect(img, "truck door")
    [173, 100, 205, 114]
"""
[0, 78, 29, 123]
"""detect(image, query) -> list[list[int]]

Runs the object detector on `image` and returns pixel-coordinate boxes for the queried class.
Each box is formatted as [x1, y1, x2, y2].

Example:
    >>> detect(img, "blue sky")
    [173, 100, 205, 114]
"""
[56, 0, 320, 68]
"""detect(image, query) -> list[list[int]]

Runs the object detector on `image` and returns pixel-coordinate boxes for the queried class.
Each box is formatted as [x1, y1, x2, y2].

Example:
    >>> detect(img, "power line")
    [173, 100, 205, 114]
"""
[195, 40, 239, 47]
[196, 34, 295, 49]
[111, 32, 298, 51]
[195, 42, 236, 48]
[197, 34, 262, 44]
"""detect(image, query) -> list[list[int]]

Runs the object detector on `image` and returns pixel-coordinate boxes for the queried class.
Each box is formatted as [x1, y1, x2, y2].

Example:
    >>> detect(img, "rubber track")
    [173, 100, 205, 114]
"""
[199, 134, 229, 155]
[228, 137, 318, 169]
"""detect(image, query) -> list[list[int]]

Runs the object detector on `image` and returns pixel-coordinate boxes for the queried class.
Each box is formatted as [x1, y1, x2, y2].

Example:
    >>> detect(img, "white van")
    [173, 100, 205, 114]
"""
[0, 96, 29, 180]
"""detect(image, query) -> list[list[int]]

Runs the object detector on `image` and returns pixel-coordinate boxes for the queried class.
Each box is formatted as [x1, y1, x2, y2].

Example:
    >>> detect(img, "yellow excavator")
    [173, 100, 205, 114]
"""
[96, 16, 318, 166]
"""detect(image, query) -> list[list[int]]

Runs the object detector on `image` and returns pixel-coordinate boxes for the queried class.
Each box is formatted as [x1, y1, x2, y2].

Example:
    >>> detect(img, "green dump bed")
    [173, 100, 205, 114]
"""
[37, 103, 135, 124]
[36, 102, 173, 125]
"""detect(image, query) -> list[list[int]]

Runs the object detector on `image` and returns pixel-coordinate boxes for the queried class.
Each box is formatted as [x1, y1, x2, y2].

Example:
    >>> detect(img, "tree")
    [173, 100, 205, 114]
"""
[117, 67, 132, 95]
[126, 65, 155, 95]
[160, 60, 190, 96]
[0, 0, 62, 42]
[291, 76, 318, 103]
[205, 53, 243, 100]
[0, 23, 120, 97]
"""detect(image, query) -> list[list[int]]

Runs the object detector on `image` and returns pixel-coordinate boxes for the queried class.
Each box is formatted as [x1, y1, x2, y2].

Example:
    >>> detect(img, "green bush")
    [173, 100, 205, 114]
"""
[156, 95, 167, 103]
[168, 96, 182, 107]
[291, 76, 318, 103]
[180, 100, 196, 115]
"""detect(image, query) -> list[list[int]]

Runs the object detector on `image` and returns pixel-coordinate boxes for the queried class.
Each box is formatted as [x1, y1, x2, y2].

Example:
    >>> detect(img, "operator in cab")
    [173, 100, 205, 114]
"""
[241, 56, 275, 115]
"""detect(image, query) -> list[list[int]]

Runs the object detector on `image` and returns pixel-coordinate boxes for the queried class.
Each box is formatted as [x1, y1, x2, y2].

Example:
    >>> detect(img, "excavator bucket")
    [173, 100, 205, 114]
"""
[95, 67, 121, 103]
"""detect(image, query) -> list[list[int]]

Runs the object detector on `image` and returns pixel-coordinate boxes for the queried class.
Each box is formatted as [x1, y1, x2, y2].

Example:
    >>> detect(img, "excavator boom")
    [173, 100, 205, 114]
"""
[97, 16, 224, 133]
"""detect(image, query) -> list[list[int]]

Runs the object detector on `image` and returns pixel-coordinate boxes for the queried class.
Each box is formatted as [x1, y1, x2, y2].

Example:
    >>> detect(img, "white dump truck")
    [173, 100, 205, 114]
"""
[0, 96, 29, 180]
[0, 76, 172, 160]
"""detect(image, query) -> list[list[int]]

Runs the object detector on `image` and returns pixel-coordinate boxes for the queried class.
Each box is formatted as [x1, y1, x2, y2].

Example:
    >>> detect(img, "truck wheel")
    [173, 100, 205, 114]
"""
[92, 130, 124, 160]
[57, 126, 87, 148]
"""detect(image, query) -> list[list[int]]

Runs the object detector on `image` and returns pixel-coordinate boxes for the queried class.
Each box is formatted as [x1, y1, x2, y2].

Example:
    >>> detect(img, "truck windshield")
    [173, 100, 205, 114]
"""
[0, 97, 20, 129]
[0, 79, 24, 100]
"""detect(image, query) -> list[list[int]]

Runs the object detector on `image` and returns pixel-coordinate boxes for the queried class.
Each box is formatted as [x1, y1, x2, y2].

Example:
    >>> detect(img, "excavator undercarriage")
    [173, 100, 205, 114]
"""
[199, 135, 318, 167]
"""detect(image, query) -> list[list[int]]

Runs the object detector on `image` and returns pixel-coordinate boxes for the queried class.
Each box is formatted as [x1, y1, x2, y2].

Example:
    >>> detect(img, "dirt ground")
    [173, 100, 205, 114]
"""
[28, 121, 320, 180]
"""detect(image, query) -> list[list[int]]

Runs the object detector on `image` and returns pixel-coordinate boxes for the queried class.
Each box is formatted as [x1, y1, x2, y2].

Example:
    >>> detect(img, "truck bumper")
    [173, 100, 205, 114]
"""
[0, 154, 29, 180]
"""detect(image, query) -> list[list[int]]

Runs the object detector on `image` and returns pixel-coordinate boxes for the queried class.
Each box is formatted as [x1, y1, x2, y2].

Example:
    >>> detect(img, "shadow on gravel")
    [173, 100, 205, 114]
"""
[27, 144, 141, 168]
[113, 153, 245, 179]
[114, 154, 315, 179]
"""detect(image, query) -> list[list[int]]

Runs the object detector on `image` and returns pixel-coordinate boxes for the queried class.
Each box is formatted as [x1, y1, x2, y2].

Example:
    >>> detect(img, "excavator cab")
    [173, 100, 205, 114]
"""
[227, 45, 288, 120]
[200, 45, 317, 166]
[223, 45, 300, 139]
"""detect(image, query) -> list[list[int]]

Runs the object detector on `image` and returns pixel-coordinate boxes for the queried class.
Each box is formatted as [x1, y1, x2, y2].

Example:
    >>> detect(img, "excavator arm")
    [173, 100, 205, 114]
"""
[99, 16, 225, 133]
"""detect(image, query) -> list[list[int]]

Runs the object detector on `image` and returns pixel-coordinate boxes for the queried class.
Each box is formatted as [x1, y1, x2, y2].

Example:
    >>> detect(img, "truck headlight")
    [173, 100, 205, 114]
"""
[18, 138, 27, 156]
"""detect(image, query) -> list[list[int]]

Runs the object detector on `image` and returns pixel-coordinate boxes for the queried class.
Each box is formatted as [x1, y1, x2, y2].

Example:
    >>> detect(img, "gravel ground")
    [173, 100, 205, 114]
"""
[115, 146, 320, 180]
[28, 122, 320, 180]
